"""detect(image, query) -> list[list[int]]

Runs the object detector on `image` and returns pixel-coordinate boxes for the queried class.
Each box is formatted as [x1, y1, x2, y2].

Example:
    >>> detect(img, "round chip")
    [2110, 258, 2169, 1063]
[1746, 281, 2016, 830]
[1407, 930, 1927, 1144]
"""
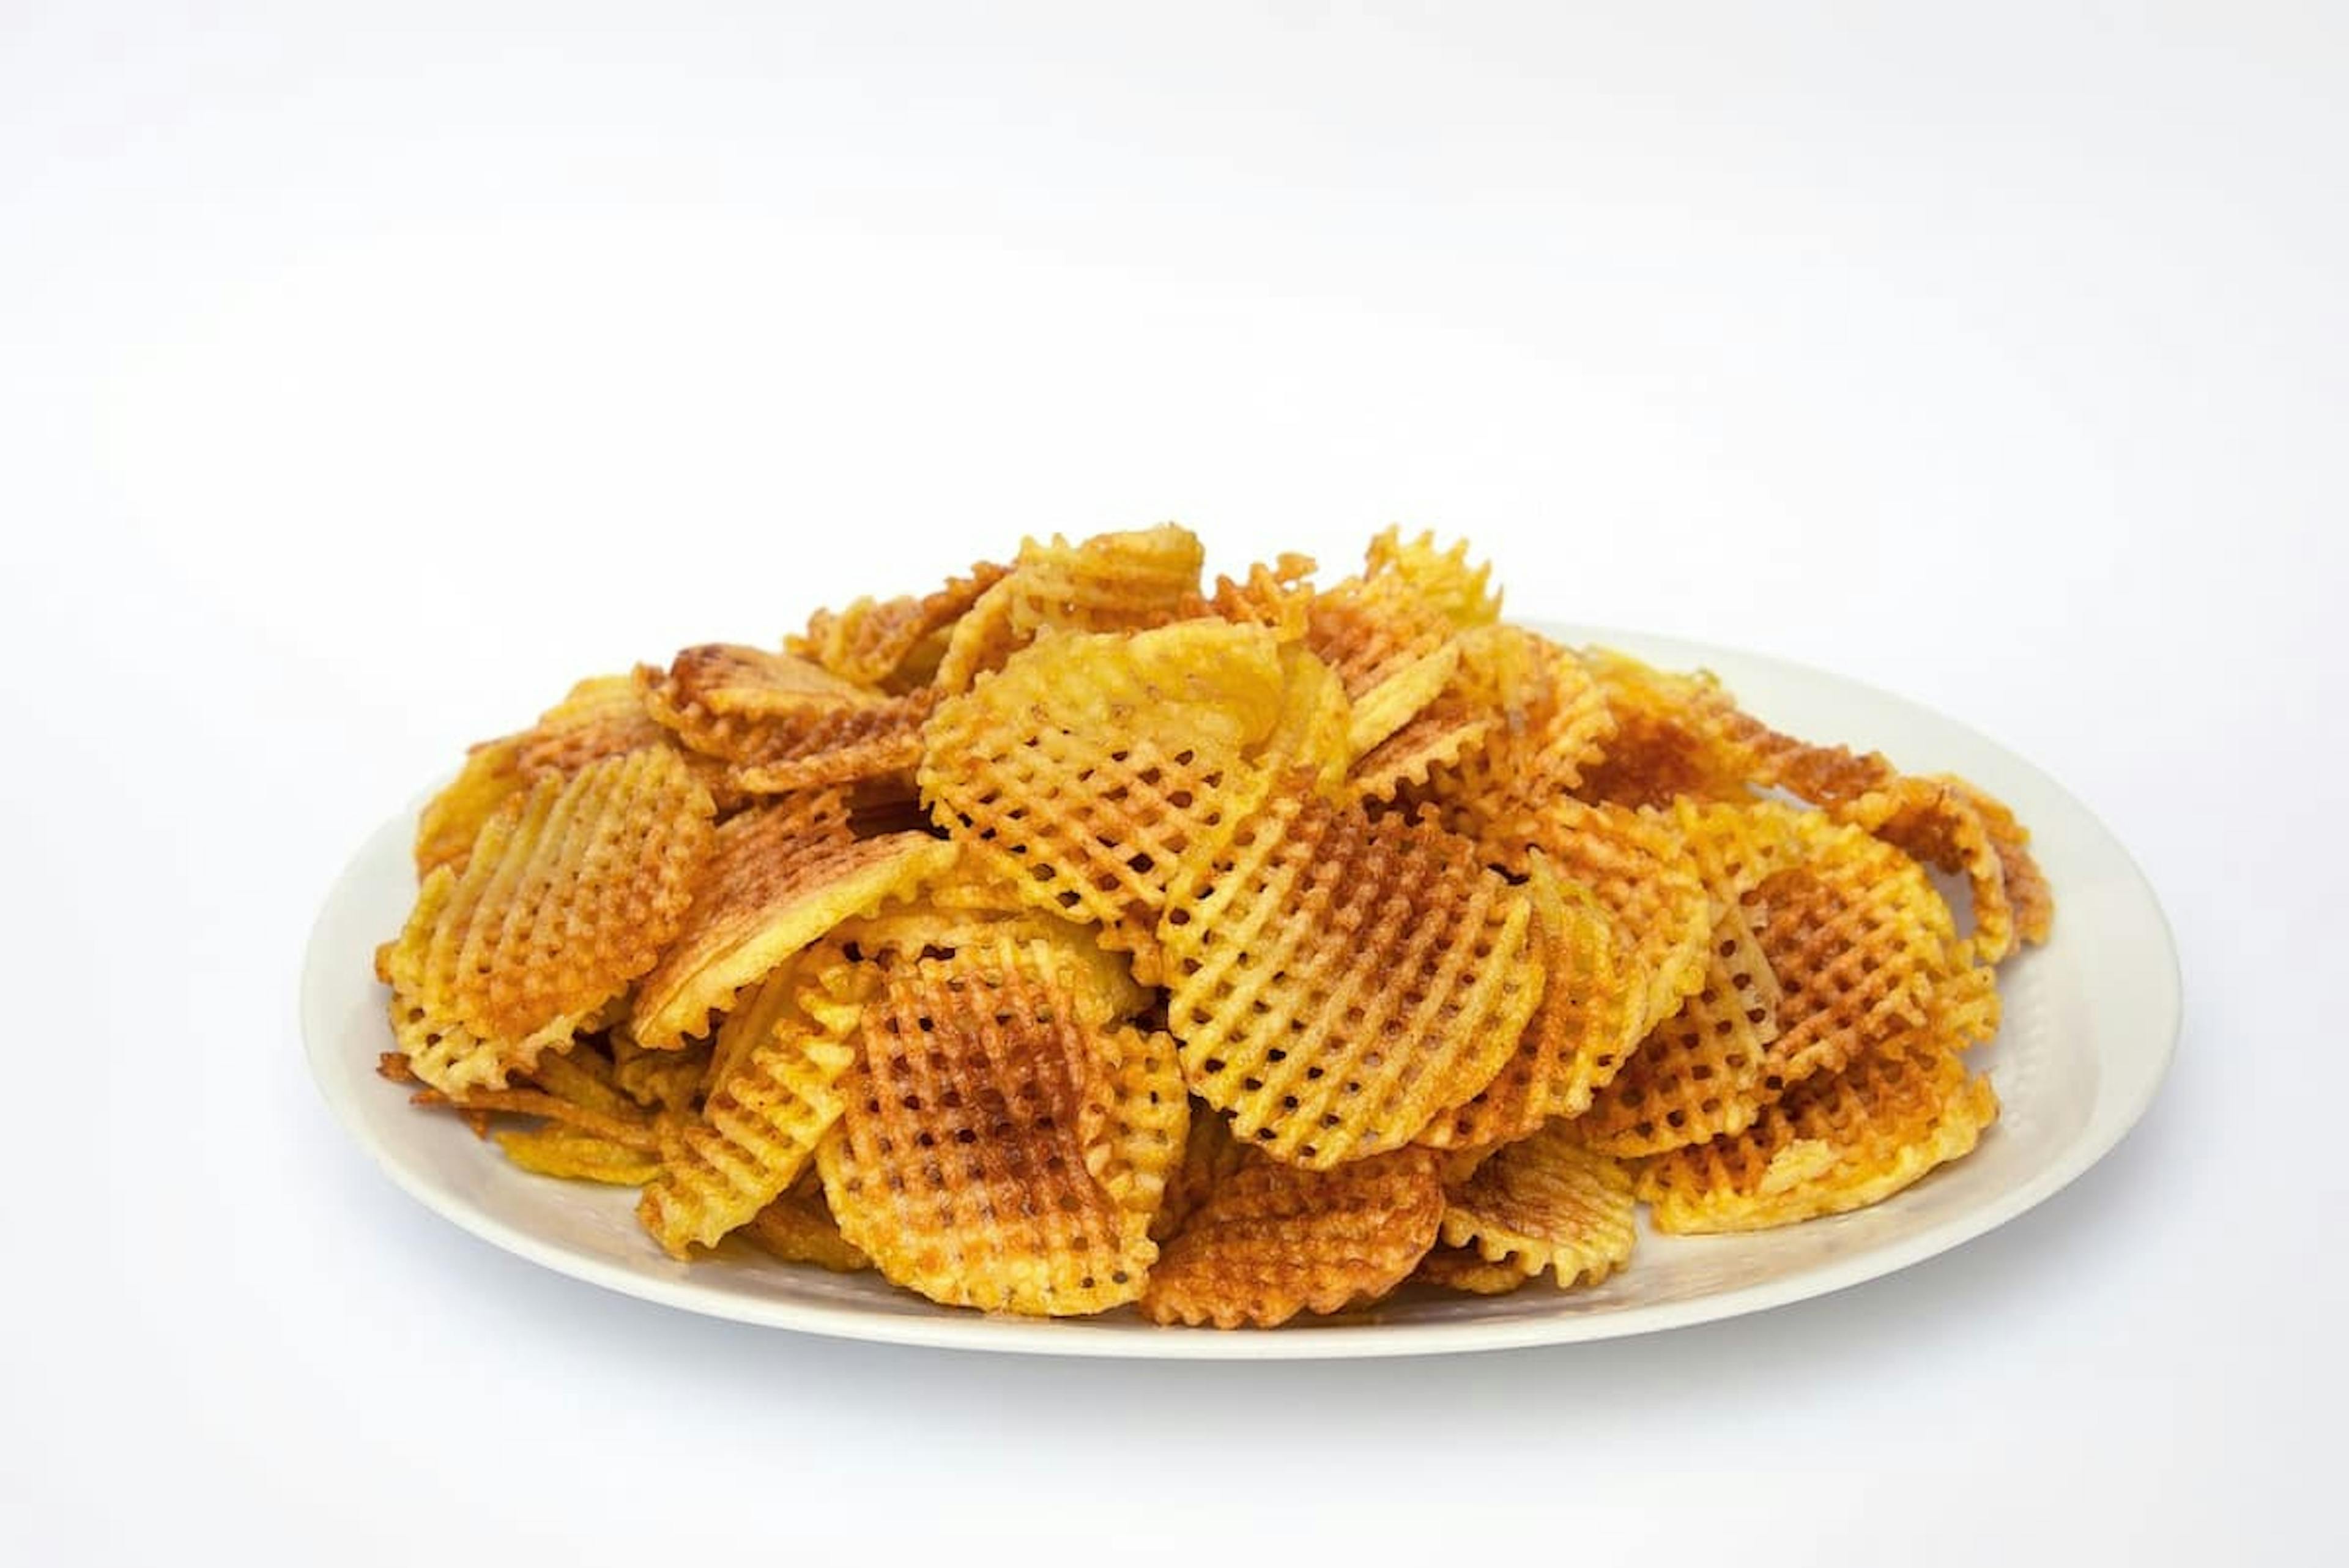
[790, 559, 1011, 691]
[1159, 780, 1543, 1167]
[1417, 627, 1614, 852]
[933, 525, 1208, 693]
[1140, 1146, 1445, 1328]
[817, 938, 1156, 1315]
[1436, 1121, 1638, 1288]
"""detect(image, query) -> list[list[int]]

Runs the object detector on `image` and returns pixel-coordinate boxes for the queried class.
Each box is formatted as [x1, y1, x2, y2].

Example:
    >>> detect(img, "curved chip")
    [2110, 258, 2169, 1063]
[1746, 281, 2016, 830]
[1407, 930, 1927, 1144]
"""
[1151, 1108, 1252, 1245]
[414, 735, 527, 879]
[1516, 798, 1713, 1039]
[386, 748, 717, 1093]
[1417, 857, 1641, 1150]
[630, 792, 955, 1048]
[1412, 1244, 1534, 1296]
[1159, 781, 1542, 1167]
[1362, 527, 1499, 630]
[791, 559, 1011, 691]
[934, 525, 1208, 693]
[1140, 1146, 1444, 1328]
[744, 1176, 871, 1273]
[1418, 627, 1614, 858]
[1436, 1122, 1637, 1288]
[636, 990, 864, 1258]
[919, 621, 1304, 980]
[495, 1123, 664, 1186]
[817, 939, 1153, 1315]
[1347, 641, 1459, 760]
[1634, 1033, 1999, 1233]
[1837, 773, 2053, 965]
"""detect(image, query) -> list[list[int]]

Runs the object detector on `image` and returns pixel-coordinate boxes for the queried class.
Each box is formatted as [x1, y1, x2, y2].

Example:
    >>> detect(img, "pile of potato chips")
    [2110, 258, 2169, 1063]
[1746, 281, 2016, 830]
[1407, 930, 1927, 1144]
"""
[375, 525, 2051, 1327]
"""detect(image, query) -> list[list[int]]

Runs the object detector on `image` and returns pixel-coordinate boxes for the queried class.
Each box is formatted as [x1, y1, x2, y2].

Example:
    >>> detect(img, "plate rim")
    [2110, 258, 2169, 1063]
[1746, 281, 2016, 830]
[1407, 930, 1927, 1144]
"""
[301, 624, 2181, 1360]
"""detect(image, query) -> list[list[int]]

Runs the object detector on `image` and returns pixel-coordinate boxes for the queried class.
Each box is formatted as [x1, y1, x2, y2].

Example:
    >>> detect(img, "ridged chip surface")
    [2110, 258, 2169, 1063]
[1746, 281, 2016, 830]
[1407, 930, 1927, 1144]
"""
[387, 748, 716, 1093]
[1140, 1147, 1444, 1328]
[630, 792, 954, 1047]
[744, 1176, 872, 1272]
[817, 940, 1154, 1315]
[934, 525, 1207, 692]
[792, 560, 1010, 691]
[1436, 1123, 1638, 1288]
[1517, 798, 1713, 1039]
[919, 622, 1299, 978]
[1417, 858, 1641, 1150]
[1159, 782, 1542, 1167]
[1635, 1033, 2000, 1232]
[636, 998, 863, 1257]
[1419, 627, 1614, 852]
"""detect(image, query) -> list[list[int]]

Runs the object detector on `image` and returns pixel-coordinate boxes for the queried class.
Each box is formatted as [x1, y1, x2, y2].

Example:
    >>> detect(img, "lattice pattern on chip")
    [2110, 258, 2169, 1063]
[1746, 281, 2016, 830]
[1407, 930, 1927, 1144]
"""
[1514, 798, 1713, 1039]
[387, 748, 716, 1093]
[1362, 526, 1500, 630]
[1437, 1122, 1637, 1288]
[919, 622, 1308, 980]
[1634, 1033, 1999, 1232]
[636, 994, 864, 1258]
[1417, 626, 1616, 864]
[1152, 1109, 1252, 1244]
[1346, 642, 1460, 759]
[791, 560, 1011, 691]
[1140, 1147, 1444, 1328]
[1159, 780, 1542, 1167]
[630, 789, 954, 1047]
[934, 525, 1208, 693]
[817, 939, 1154, 1314]
[414, 735, 527, 879]
[1836, 773, 2053, 964]
[1418, 858, 1642, 1150]
[640, 648, 936, 795]
[611, 1030, 710, 1112]
[1578, 900, 1784, 1155]
[1209, 553, 1318, 641]
[1413, 1244, 1534, 1296]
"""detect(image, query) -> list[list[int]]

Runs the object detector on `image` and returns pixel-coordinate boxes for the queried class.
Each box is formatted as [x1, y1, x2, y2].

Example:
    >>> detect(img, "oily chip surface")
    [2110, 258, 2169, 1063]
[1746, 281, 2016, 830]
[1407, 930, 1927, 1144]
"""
[376, 522, 2053, 1326]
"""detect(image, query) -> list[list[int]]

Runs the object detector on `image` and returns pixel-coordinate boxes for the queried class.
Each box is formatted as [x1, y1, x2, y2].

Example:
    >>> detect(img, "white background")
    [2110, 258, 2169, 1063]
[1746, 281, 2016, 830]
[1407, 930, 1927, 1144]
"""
[4, 3, 2343, 1562]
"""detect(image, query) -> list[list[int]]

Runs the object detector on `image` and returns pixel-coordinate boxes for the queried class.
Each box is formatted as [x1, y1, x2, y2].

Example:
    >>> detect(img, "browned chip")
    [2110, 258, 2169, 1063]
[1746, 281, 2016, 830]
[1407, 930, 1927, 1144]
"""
[1159, 781, 1543, 1167]
[744, 1176, 872, 1272]
[1437, 1122, 1638, 1288]
[1417, 627, 1614, 849]
[386, 748, 717, 1093]
[1838, 773, 2053, 964]
[1514, 798, 1714, 1039]
[791, 559, 1012, 691]
[1417, 858, 1641, 1150]
[1151, 1107, 1252, 1244]
[629, 790, 954, 1049]
[1140, 1147, 1444, 1328]
[817, 938, 1154, 1315]
[1413, 1244, 1535, 1295]
[934, 526, 1208, 693]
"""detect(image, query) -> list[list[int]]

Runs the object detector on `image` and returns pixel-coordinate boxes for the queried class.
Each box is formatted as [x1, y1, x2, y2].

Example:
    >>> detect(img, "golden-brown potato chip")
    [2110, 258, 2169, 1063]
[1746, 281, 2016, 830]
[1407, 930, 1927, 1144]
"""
[1412, 1244, 1533, 1295]
[630, 793, 955, 1048]
[1635, 1033, 1998, 1232]
[1417, 858, 1641, 1150]
[1209, 552, 1318, 641]
[743, 1176, 871, 1272]
[407, 1082, 659, 1150]
[639, 647, 935, 795]
[1362, 527, 1499, 630]
[1140, 1146, 1444, 1328]
[918, 621, 1304, 980]
[527, 1042, 640, 1124]
[636, 1002, 862, 1258]
[1838, 773, 2053, 964]
[1578, 901, 1784, 1155]
[414, 735, 527, 879]
[1513, 798, 1713, 1039]
[933, 525, 1208, 693]
[1088, 1024, 1191, 1255]
[791, 560, 1012, 691]
[1346, 641, 1459, 760]
[1436, 1122, 1636, 1288]
[387, 748, 716, 1093]
[495, 1123, 664, 1185]
[513, 674, 672, 781]
[817, 939, 1152, 1314]
[1158, 781, 1542, 1167]
[1151, 1107, 1251, 1244]
[610, 1030, 710, 1112]
[1417, 627, 1614, 855]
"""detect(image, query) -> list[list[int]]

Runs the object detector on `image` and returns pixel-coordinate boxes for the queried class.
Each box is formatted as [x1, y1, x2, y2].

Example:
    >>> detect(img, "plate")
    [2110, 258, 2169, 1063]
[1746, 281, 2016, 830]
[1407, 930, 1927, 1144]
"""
[300, 626, 2179, 1359]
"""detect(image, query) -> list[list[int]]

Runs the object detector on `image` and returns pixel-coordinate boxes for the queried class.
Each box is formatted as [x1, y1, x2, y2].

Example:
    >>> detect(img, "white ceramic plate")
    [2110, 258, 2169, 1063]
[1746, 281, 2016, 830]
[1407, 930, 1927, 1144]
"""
[302, 626, 2178, 1359]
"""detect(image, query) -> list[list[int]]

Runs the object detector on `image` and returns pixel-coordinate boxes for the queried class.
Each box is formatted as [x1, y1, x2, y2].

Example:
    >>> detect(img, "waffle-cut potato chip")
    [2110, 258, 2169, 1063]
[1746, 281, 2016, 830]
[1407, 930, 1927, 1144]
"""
[388, 749, 716, 1092]
[1159, 781, 1542, 1167]
[611, 1031, 710, 1112]
[934, 525, 1208, 693]
[631, 794, 954, 1047]
[744, 1175, 871, 1272]
[792, 559, 1011, 691]
[841, 901, 1151, 1027]
[1087, 1024, 1192, 1255]
[1437, 1123, 1637, 1288]
[1838, 774, 2052, 965]
[920, 622, 1301, 979]
[1579, 901, 1784, 1155]
[1152, 1109, 1252, 1244]
[1347, 642, 1460, 759]
[1348, 683, 1500, 805]
[1209, 553, 1318, 641]
[1572, 651, 1765, 809]
[409, 1081, 660, 1150]
[1413, 1244, 1533, 1295]
[640, 648, 937, 795]
[1303, 568, 1453, 700]
[1635, 1035, 1999, 1232]
[1420, 628, 1614, 855]
[514, 675, 672, 780]
[818, 941, 1151, 1314]
[1362, 527, 1500, 631]
[636, 1005, 861, 1257]
[1140, 1147, 1444, 1328]
[647, 644, 880, 725]
[496, 1123, 665, 1185]
[528, 1043, 640, 1124]
[414, 736, 527, 878]
[1517, 798, 1713, 1039]
[1417, 859, 1641, 1150]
